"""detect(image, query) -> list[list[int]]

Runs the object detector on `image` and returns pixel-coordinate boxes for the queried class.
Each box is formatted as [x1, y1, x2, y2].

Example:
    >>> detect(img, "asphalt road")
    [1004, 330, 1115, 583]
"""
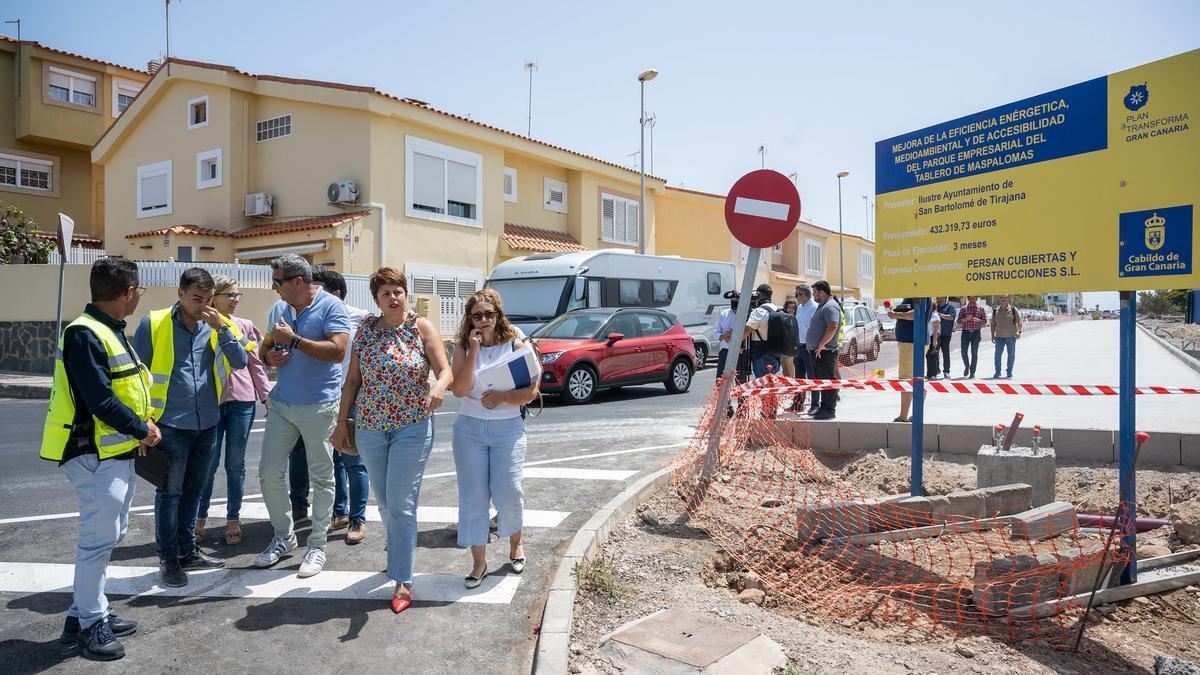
[0, 368, 716, 674]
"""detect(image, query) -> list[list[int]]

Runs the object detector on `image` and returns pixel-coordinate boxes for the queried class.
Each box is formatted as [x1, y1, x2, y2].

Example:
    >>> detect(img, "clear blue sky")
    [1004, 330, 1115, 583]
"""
[5, 1, 1197, 306]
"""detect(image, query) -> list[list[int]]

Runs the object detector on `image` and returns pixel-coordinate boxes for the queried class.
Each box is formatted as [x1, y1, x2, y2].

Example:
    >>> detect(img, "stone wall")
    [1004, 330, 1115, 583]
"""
[0, 321, 56, 374]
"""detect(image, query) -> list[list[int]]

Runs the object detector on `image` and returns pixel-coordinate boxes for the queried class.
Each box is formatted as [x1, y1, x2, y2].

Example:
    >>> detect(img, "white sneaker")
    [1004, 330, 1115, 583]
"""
[297, 547, 326, 578]
[253, 533, 297, 568]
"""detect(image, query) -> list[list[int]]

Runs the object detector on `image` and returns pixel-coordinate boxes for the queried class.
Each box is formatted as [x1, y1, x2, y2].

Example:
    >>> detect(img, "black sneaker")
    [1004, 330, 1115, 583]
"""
[179, 549, 225, 570]
[811, 410, 836, 421]
[76, 617, 125, 661]
[59, 613, 138, 644]
[159, 559, 188, 587]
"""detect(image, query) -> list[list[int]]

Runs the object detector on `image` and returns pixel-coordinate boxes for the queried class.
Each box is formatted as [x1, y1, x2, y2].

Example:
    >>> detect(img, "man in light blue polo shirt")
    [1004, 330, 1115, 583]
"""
[792, 284, 819, 413]
[253, 254, 350, 578]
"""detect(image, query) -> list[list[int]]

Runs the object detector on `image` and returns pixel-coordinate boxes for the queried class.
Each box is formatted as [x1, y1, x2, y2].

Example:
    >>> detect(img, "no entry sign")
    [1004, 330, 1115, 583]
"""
[724, 169, 802, 249]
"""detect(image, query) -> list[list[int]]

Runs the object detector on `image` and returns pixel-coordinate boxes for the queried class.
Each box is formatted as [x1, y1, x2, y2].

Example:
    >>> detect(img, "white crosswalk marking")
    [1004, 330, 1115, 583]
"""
[0, 562, 519, 604]
[167, 503, 570, 528]
[522, 467, 638, 481]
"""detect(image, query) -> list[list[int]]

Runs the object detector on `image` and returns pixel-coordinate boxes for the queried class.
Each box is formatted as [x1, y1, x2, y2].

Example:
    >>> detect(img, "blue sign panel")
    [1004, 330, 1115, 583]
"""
[1118, 204, 1193, 278]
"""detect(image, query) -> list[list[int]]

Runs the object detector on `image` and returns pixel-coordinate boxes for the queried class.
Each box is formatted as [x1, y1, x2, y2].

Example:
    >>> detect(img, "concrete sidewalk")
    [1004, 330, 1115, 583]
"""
[833, 319, 1200, 434]
[0, 372, 51, 399]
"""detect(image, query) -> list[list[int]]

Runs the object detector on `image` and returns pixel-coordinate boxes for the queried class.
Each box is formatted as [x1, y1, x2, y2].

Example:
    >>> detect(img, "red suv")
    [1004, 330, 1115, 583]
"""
[533, 308, 696, 404]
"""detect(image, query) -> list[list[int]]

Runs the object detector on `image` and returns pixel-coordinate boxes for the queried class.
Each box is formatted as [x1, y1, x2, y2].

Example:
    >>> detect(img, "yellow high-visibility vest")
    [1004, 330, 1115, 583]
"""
[40, 313, 151, 461]
[146, 307, 255, 419]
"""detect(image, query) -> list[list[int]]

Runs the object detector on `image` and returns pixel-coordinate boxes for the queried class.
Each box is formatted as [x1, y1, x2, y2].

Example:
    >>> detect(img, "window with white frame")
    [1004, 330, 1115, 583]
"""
[860, 249, 874, 279]
[177, 246, 194, 262]
[544, 177, 567, 214]
[196, 148, 221, 190]
[805, 239, 824, 274]
[405, 135, 483, 227]
[600, 192, 640, 246]
[0, 152, 53, 192]
[503, 167, 517, 203]
[47, 66, 96, 108]
[256, 114, 292, 141]
[112, 78, 141, 116]
[136, 160, 172, 218]
[187, 96, 208, 129]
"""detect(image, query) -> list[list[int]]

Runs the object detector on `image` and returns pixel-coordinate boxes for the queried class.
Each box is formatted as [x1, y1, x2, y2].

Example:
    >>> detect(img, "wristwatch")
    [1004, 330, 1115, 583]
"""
[289, 336, 302, 350]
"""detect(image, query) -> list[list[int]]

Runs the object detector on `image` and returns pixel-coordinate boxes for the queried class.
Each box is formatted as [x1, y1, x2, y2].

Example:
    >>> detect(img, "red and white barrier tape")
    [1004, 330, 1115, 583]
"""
[729, 374, 1200, 398]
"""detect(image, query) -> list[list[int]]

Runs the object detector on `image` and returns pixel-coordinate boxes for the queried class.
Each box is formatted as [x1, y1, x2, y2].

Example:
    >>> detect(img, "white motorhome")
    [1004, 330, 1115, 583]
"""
[487, 250, 735, 366]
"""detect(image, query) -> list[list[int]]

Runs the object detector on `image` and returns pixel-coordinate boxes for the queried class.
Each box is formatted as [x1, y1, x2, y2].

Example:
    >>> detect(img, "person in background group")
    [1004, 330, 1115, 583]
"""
[780, 299, 798, 377]
[254, 254, 351, 578]
[41, 258, 160, 661]
[934, 296, 957, 380]
[196, 275, 270, 547]
[313, 269, 371, 545]
[990, 294, 1022, 379]
[925, 299, 942, 380]
[331, 267, 453, 613]
[956, 295, 986, 378]
[889, 297, 917, 423]
[742, 283, 781, 378]
[449, 288, 538, 589]
[791, 284, 819, 414]
[133, 268, 251, 588]
[715, 290, 740, 382]
[806, 281, 842, 421]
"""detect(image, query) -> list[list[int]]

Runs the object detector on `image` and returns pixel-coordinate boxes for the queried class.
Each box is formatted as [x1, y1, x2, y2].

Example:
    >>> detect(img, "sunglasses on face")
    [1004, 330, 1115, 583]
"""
[271, 275, 301, 287]
[470, 311, 498, 321]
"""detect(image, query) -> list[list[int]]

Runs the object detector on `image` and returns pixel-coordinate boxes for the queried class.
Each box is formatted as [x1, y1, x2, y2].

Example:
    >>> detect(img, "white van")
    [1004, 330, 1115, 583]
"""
[486, 250, 735, 367]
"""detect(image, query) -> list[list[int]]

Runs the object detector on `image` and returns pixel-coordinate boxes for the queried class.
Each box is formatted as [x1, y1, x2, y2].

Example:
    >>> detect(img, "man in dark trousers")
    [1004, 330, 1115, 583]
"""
[806, 281, 842, 420]
[40, 258, 162, 660]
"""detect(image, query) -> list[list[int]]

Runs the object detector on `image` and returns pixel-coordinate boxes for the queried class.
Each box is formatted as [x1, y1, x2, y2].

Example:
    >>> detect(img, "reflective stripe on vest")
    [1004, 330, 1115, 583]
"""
[40, 313, 151, 461]
[147, 307, 253, 420]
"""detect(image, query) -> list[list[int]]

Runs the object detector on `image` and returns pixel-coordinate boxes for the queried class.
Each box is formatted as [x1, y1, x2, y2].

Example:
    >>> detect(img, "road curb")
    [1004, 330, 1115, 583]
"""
[1136, 321, 1200, 377]
[532, 465, 675, 674]
[0, 382, 51, 400]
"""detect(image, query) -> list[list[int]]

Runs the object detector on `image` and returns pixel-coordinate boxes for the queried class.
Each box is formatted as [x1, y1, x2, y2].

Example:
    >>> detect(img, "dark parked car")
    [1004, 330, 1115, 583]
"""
[532, 308, 696, 404]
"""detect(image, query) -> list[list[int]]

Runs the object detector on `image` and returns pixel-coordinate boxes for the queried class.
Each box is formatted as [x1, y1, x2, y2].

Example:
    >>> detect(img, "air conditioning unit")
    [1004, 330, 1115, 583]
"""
[327, 180, 360, 205]
[245, 192, 273, 217]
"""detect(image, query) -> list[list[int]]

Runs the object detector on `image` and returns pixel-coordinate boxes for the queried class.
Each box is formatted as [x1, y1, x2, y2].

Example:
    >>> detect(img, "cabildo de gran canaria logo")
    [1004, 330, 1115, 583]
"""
[1119, 205, 1193, 278]
[1144, 212, 1165, 251]
[1124, 83, 1149, 111]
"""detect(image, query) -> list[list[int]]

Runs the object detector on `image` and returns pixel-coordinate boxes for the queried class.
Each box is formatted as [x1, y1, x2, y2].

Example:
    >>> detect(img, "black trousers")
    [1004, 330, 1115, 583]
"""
[810, 348, 839, 413]
[961, 329, 982, 375]
[937, 334, 952, 375]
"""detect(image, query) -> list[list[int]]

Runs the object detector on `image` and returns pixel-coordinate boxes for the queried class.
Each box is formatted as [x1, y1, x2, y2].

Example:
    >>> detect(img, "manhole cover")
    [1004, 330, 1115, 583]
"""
[610, 609, 760, 668]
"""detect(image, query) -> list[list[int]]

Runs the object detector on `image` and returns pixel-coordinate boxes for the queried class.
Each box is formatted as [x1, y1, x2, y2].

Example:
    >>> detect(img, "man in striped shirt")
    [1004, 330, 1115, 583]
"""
[956, 296, 987, 379]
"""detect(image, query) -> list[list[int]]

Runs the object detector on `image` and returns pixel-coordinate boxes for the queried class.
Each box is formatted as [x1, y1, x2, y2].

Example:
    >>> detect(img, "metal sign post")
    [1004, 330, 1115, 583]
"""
[1119, 290, 1138, 583]
[910, 297, 930, 497]
[54, 213, 75, 344]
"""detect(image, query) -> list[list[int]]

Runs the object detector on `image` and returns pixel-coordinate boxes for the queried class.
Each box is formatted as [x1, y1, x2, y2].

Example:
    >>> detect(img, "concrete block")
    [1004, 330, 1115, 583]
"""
[977, 445, 1057, 506]
[795, 420, 838, 451]
[600, 610, 786, 673]
[936, 424, 991, 456]
[870, 496, 933, 532]
[540, 588, 576, 634]
[972, 553, 1062, 615]
[1010, 501, 1077, 540]
[1132, 431, 1181, 467]
[550, 556, 582, 591]
[563, 532, 599, 560]
[934, 490, 989, 521]
[795, 499, 874, 542]
[1052, 428, 1114, 463]
[838, 422, 889, 453]
[1184, 434, 1200, 469]
[1055, 545, 1120, 596]
[884, 422, 937, 455]
[533, 630, 569, 675]
[976, 483, 1033, 516]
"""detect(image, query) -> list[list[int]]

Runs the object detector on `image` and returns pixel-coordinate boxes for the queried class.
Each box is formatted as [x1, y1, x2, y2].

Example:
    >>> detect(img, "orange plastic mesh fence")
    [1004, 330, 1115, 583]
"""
[670, 377, 1130, 642]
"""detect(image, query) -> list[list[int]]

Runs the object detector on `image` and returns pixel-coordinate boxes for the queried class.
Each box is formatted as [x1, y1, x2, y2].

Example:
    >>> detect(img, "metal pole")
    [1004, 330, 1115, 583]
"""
[526, 62, 534, 136]
[165, 0, 171, 77]
[911, 297, 929, 496]
[638, 80, 646, 255]
[837, 176, 845, 301]
[702, 247, 761, 480]
[54, 252, 66, 345]
[1118, 290, 1137, 583]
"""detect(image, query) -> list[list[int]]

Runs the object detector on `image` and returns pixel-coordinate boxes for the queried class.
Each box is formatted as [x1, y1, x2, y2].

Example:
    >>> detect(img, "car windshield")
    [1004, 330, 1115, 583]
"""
[486, 277, 571, 321]
[532, 312, 608, 339]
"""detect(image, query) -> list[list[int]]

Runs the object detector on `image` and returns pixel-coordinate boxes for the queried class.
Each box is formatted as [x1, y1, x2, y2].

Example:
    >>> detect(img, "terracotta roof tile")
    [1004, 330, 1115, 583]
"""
[771, 263, 804, 282]
[126, 224, 229, 239]
[502, 223, 586, 253]
[0, 34, 147, 74]
[35, 231, 103, 246]
[231, 212, 367, 239]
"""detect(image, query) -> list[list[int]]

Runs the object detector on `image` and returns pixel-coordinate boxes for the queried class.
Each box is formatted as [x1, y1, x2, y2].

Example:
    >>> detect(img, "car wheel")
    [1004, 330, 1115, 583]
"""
[665, 357, 693, 394]
[694, 342, 708, 369]
[847, 339, 858, 365]
[562, 364, 597, 404]
[869, 336, 881, 361]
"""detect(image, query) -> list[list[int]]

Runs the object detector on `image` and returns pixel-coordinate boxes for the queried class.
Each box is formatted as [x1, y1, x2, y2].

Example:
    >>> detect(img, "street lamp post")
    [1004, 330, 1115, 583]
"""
[637, 68, 658, 255]
[837, 171, 849, 302]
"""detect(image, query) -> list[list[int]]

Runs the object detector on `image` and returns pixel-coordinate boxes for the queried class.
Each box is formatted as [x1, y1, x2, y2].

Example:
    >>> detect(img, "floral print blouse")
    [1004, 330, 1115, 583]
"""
[353, 312, 430, 430]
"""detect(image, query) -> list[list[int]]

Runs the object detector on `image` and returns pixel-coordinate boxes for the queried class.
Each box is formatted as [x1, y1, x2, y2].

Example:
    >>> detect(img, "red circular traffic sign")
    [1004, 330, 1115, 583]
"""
[723, 169, 801, 248]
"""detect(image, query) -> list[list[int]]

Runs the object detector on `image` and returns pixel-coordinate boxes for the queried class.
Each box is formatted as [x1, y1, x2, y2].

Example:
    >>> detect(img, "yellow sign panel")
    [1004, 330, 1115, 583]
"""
[874, 49, 1199, 296]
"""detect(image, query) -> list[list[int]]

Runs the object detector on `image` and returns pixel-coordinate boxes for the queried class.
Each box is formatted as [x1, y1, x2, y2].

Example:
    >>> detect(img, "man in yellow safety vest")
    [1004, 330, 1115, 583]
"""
[40, 258, 161, 661]
[132, 268, 250, 588]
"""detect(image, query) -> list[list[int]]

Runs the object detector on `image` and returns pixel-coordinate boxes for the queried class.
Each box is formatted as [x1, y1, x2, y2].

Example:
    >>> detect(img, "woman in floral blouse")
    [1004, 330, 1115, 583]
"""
[331, 267, 452, 613]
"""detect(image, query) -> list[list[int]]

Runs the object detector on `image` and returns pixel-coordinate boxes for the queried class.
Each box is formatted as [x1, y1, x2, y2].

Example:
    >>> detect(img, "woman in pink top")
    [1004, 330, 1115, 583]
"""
[197, 275, 271, 545]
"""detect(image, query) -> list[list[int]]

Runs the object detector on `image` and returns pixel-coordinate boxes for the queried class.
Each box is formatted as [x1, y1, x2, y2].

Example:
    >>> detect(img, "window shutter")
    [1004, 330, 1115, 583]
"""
[435, 278, 457, 297]
[601, 195, 616, 241]
[76, 78, 95, 96]
[49, 71, 71, 89]
[613, 198, 626, 243]
[411, 275, 436, 295]
[412, 152, 446, 212]
[457, 279, 478, 298]
[141, 173, 169, 210]
[626, 201, 640, 245]
[503, 173, 513, 196]
[446, 160, 476, 206]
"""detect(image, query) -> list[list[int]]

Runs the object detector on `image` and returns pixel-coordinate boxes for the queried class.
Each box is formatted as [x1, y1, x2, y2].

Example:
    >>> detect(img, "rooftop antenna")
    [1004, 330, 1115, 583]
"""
[628, 150, 640, 169]
[164, 0, 181, 76]
[645, 112, 656, 175]
[524, 60, 538, 136]
[757, 145, 766, 169]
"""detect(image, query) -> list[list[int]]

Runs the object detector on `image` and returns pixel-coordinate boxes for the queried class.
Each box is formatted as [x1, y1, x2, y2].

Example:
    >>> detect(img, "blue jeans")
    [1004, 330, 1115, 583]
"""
[452, 415, 526, 548]
[198, 401, 255, 521]
[994, 336, 1017, 377]
[961, 329, 981, 375]
[154, 424, 219, 561]
[334, 451, 370, 521]
[356, 417, 434, 586]
[749, 342, 780, 378]
[63, 455, 136, 630]
[289, 439, 309, 511]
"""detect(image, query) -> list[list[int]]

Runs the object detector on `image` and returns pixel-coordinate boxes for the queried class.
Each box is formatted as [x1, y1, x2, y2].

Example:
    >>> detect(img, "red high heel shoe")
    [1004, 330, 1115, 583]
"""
[391, 590, 412, 614]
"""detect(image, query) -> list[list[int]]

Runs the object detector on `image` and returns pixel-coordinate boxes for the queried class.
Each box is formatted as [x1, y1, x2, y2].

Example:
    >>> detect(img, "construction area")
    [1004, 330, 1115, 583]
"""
[566, 384, 1200, 674]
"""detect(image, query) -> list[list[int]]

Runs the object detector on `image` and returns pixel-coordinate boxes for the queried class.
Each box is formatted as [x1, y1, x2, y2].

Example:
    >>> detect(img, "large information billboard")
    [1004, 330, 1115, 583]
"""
[874, 49, 1199, 296]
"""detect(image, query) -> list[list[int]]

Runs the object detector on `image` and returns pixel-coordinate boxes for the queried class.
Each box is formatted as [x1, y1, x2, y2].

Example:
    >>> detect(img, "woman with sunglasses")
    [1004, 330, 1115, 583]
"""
[196, 275, 270, 546]
[331, 267, 452, 613]
[448, 289, 539, 589]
